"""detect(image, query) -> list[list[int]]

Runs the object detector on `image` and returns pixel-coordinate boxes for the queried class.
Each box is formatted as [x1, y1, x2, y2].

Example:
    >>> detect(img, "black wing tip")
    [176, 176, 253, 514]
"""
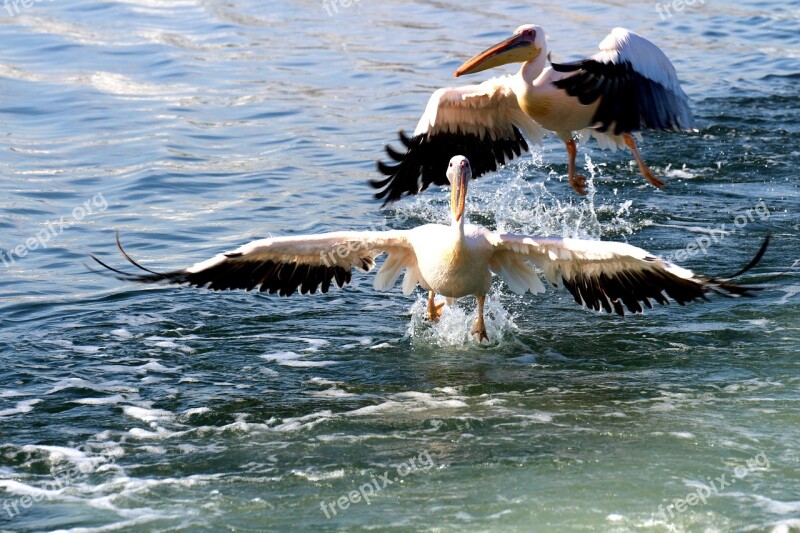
[91, 233, 360, 297]
[699, 233, 772, 297]
[373, 126, 530, 206]
[550, 60, 583, 73]
[553, 58, 695, 135]
[683, 233, 772, 300]
[561, 234, 771, 317]
[724, 233, 770, 280]
[372, 130, 422, 206]
[89, 233, 185, 285]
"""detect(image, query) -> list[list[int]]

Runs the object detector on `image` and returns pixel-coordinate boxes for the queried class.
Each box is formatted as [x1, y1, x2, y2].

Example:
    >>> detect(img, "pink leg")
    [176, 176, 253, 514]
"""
[624, 134, 665, 189]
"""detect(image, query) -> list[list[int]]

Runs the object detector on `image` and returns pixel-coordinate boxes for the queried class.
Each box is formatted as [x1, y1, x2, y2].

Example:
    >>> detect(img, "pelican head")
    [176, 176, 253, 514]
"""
[454, 24, 545, 77]
[446, 155, 471, 222]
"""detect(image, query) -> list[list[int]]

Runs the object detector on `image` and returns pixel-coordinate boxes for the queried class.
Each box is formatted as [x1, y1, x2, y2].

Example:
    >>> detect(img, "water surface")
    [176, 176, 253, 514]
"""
[0, 0, 799, 531]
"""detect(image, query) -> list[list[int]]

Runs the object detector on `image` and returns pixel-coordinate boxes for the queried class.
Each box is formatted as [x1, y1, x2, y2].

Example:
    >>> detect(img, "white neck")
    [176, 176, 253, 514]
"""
[451, 213, 465, 236]
[519, 50, 548, 83]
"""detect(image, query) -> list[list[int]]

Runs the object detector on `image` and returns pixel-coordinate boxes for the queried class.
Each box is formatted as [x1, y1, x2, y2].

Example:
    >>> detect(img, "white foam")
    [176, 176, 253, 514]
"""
[766, 519, 800, 533]
[346, 392, 468, 416]
[307, 377, 341, 386]
[21, 445, 90, 463]
[261, 351, 301, 363]
[287, 337, 329, 353]
[776, 284, 800, 306]
[72, 345, 103, 354]
[18, 443, 120, 473]
[406, 291, 518, 347]
[46, 378, 138, 395]
[128, 427, 185, 440]
[480, 398, 506, 406]
[145, 337, 195, 354]
[369, 342, 394, 350]
[752, 495, 800, 515]
[50, 512, 181, 533]
[182, 407, 211, 417]
[663, 165, 698, 179]
[0, 399, 42, 417]
[110, 328, 134, 339]
[292, 469, 344, 481]
[0, 479, 65, 499]
[307, 387, 357, 399]
[139, 446, 167, 455]
[515, 412, 554, 423]
[138, 361, 182, 373]
[280, 360, 334, 368]
[272, 411, 334, 432]
[73, 395, 127, 406]
[260, 351, 335, 367]
[122, 406, 175, 424]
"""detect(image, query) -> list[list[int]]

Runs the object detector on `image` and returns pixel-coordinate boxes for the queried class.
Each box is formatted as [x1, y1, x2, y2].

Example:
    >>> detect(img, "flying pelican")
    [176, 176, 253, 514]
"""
[93, 156, 764, 343]
[373, 26, 694, 203]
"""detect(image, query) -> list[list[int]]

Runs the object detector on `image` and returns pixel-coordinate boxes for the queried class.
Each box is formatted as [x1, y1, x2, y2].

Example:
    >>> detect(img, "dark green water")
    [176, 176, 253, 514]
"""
[0, 0, 798, 531]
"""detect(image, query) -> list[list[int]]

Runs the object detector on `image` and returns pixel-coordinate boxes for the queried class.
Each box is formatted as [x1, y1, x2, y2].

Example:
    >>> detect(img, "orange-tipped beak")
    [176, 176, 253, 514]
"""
[450, 168, 468, 222]
[454, 33, 540, 78]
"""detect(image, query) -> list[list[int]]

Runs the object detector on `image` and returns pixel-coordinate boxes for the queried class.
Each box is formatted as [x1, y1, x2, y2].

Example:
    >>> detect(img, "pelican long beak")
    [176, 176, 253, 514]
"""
[450, 167, 468, 222]
[455, 33, 541, 77]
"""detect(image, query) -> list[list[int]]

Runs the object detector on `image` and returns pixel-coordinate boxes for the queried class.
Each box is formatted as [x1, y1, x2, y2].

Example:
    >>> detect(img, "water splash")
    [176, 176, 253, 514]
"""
[387, 155, 643, 240]
[405, 289, 519, 348]
[388, 156, 648, 346]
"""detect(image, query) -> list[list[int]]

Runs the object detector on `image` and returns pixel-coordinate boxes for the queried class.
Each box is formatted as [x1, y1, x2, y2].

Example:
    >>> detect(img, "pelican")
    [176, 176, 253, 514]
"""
[373, 26, 694, 203]
[93, 156, 764, 343]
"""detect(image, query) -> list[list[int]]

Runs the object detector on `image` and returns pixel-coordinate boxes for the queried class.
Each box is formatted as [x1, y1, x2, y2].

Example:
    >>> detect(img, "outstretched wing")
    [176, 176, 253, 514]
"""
[551, 27, 694, 137]
[91, 231, 414, 296]
[373, 76, 545, 205]
[489, 234, 768, 315]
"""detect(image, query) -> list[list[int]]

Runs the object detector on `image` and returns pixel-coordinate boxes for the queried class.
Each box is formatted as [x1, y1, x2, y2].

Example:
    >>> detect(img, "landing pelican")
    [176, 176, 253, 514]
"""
[374, 26, 694, 203]
[94, 156, 764, 343]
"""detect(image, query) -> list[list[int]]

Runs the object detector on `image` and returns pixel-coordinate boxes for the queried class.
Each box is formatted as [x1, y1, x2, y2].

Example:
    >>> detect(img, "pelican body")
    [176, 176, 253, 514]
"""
[94, 157, 764, 343]
[374, 26, 695, 202]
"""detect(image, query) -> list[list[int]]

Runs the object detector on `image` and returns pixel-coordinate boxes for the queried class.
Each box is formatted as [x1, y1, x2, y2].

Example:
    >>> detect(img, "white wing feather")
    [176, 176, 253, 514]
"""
[498, 235, 694, 285]
[594, 28, 687, 95]
[186, 231, 413, 273]
[485, 233, 735, 314]
[414, 76, 545, 144]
